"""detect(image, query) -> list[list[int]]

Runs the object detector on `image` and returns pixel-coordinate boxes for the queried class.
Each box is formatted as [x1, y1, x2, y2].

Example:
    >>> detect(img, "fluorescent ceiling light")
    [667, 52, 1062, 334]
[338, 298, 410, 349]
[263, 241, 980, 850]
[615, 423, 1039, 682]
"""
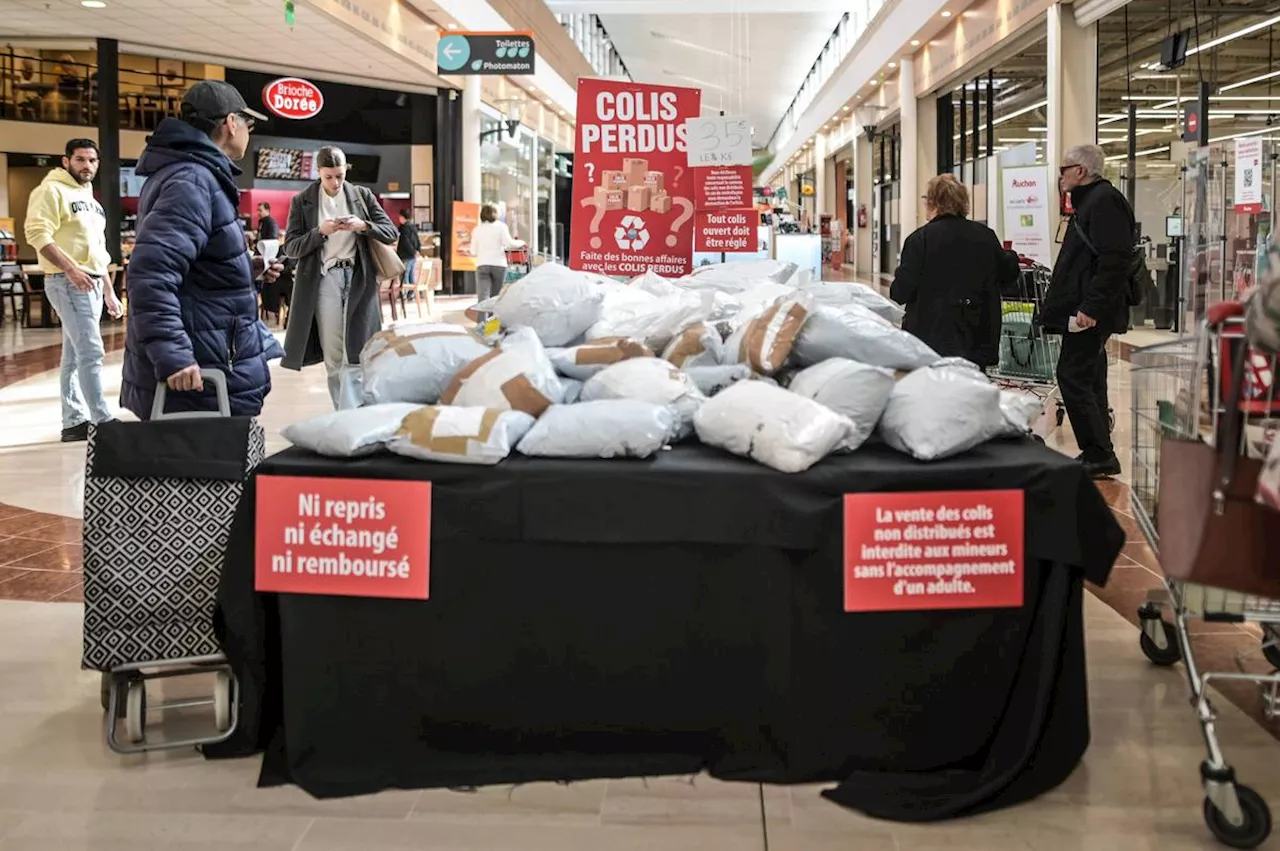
[910, 40, 921, 47]
[888, 62, 897, 68]
[941, 10, 952, 17]
[81, 1, 106, 6]
[1209, 124, 1280, 144]
[446, 22, 458, 29]
[1221, 69, 1280, 92]
[1189, 14, 1280, 55]
[1105, 145, 1171, 162]
[992, 99, 1048, 126]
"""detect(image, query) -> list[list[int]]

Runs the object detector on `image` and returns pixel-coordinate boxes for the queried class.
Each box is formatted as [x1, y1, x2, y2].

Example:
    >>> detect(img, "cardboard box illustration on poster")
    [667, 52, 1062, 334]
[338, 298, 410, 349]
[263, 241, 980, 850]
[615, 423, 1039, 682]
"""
[569, 79, 701, 278]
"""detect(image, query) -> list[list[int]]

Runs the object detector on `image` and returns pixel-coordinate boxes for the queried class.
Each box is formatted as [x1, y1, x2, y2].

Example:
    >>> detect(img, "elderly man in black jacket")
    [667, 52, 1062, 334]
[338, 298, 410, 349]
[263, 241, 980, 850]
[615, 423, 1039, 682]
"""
[1041, 144, 1135, 479]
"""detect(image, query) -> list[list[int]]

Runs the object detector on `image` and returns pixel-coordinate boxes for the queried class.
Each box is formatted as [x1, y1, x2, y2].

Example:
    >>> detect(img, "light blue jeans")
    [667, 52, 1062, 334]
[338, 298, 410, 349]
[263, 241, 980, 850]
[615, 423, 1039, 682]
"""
[315, 264, 364, 410]
[43, 273, 112, 429]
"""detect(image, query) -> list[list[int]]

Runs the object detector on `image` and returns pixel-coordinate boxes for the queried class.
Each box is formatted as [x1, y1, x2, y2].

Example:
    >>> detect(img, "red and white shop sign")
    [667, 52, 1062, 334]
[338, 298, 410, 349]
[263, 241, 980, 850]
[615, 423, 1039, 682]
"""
[570, 78, 701, 278]
[843, 490, 1024, 612]
[694, 165, 752, 210]
[255, 475, 431, 600]
[695, 209, 756, 253]
[262, 77, 324, 120]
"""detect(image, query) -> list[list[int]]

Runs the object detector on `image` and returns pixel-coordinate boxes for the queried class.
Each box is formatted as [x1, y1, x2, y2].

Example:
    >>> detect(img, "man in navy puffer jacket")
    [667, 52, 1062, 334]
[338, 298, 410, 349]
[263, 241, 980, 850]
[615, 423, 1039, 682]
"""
[121, 81, 275, 419]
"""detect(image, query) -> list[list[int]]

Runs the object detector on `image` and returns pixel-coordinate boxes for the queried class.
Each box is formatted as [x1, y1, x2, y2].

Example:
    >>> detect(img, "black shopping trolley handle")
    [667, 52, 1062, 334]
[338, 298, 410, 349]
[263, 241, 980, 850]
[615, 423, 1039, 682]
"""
[150, 368, 231, 420]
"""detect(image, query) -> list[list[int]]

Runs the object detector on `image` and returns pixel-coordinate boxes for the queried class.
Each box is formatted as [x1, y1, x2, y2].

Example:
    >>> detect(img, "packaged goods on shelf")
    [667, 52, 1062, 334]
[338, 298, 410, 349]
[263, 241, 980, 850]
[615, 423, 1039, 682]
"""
[440, 327, 563, 417]
[694, 381, 853, 473]
[517, 400, 679, 459]
[788, 358, 895, 451]
[283, 404, 426, 458]
[361, 324, 490, 405]
[387, 406, 535, 466]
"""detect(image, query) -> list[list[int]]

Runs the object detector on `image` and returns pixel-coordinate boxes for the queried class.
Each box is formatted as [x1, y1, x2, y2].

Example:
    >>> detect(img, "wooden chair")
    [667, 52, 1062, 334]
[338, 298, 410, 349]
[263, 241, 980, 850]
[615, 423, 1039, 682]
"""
[409, 258, 441, 320]
[0, 263, 23, 324]
[378, 275, 403, 322]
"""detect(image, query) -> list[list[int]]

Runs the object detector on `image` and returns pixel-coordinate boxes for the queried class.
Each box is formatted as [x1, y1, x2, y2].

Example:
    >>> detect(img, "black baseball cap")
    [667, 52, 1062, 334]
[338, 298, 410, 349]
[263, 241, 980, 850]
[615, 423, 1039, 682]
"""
[181, 80, 268, 125]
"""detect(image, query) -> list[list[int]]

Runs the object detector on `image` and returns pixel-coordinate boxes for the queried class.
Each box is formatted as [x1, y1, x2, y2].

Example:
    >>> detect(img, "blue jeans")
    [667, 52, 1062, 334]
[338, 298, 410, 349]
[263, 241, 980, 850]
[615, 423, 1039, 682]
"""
[43, 273, 112, 429]
[315, 265, 364, 410]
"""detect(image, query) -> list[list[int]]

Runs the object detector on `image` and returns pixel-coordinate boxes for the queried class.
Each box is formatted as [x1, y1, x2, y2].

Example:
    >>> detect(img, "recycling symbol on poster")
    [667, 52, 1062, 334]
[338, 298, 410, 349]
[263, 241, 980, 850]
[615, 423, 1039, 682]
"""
[615, 215, 650, 251]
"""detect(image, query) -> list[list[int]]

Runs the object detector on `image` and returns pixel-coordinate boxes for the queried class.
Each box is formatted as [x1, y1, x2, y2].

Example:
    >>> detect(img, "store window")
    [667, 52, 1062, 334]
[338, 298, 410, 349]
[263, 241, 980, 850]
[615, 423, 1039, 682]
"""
[480, 112, 534, 245]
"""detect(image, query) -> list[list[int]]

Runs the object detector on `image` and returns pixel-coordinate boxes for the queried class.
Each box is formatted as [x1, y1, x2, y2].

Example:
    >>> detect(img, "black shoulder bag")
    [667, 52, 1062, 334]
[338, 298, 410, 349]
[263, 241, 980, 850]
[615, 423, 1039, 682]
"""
[1070, 215, 1150, 307]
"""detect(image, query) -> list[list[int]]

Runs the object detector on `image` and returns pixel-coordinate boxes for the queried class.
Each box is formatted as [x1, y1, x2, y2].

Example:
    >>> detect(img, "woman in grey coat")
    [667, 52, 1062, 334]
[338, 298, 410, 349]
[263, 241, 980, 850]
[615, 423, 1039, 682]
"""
[281, 146, 398, 409]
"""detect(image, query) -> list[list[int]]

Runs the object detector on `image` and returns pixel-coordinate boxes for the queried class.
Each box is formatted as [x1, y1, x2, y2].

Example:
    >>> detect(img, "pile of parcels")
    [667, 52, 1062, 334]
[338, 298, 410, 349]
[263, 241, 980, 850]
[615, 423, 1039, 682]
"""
[284, 259, 1044, 474]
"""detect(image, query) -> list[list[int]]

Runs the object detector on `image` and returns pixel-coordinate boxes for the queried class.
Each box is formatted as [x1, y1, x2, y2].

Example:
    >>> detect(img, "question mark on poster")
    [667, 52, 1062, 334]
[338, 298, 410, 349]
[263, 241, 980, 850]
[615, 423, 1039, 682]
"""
[585, 162, 596, 184]
[667, 197, 693, 247]
[580, 196, 605, 249]
[672, 165, 684, 189]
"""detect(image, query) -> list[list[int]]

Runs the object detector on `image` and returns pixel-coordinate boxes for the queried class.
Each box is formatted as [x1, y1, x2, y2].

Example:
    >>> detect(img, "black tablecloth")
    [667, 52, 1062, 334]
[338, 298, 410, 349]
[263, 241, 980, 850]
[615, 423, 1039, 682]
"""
[207, 439, 1122, 822]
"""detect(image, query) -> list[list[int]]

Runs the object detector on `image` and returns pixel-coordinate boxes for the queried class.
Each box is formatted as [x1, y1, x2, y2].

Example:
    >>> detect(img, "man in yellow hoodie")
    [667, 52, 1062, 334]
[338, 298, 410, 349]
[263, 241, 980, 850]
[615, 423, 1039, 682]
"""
[24, 138, 123, 442]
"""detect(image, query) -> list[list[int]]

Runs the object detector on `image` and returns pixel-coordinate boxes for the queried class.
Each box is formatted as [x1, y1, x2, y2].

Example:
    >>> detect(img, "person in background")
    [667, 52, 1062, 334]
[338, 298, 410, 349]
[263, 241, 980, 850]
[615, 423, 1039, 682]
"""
[471, 203, 523, 302]
[257, 201, 280, 259]
[1041, 144, 1135, 479]
[396, 209, 418, 291]
[890, 174, 1018, 369]
[24, 137, 122, 441]
[281, 145, 398, 410]
[121, 80, 280, 419]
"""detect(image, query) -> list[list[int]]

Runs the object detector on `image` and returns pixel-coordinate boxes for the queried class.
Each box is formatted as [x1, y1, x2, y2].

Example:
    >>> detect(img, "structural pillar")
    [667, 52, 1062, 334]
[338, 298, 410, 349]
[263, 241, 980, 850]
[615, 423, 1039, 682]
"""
[95, 38, 121, 267]
[915, 89, 938, 227]
[1046, 4, 1097, 254]
[898, 57, 919, 241]
[854, 131, 874, 278]
[814, 132, 828, 224]
[461, 75, 482, 204]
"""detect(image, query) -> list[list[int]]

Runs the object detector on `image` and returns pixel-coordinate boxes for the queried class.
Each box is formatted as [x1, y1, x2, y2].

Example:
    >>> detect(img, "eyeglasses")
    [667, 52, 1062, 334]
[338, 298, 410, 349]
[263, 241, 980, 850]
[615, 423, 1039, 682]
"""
[1058, 164, 1082, 175]
[233, 111, 257, 132]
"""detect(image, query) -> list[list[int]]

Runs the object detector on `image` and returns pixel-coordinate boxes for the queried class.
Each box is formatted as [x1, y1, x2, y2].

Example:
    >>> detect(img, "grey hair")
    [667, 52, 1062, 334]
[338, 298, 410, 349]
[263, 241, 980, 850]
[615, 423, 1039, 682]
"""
[1064, 144, 1105, 178]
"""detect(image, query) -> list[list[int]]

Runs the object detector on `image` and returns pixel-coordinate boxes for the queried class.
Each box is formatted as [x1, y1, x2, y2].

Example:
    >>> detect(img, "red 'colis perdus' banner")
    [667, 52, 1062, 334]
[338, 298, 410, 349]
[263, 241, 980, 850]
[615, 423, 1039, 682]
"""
[570, 79, 701, 278]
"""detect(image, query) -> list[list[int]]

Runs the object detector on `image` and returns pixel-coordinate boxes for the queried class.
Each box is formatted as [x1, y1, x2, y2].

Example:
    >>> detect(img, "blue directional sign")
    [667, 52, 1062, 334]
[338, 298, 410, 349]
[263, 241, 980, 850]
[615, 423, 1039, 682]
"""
[437, 32, 535, 76]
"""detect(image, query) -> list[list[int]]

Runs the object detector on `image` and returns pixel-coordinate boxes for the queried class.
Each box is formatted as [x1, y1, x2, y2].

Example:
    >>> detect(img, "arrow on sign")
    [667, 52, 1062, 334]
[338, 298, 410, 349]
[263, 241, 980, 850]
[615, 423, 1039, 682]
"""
[442, 44, 461, 61]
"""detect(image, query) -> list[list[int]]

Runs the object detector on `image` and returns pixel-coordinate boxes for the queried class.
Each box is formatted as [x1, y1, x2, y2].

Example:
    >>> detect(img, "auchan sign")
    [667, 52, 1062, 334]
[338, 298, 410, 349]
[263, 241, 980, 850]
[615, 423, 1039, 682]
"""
[263, 77, 324, 120]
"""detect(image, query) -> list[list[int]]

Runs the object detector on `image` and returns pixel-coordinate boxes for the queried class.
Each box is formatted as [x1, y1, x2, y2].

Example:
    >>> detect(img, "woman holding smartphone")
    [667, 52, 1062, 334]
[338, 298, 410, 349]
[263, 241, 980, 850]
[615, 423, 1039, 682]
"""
[281, 145, 398, 409]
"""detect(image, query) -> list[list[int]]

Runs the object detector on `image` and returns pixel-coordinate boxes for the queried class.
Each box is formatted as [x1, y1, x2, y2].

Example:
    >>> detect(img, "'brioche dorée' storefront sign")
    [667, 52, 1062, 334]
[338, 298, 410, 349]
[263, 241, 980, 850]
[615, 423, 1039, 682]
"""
[263, 77, 325, 120]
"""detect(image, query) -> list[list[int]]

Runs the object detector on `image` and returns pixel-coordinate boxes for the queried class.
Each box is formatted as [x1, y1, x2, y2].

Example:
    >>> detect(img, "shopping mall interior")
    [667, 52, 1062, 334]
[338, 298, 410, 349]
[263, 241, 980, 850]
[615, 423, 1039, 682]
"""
[1, 0, 1280, 848]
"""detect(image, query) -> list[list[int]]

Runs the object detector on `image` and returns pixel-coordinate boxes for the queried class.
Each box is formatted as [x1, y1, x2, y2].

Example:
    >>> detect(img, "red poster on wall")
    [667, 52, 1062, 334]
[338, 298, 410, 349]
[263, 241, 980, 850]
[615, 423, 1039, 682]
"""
[570, 78, 701, 278]
[694, 165, 752, 210]
[843, 490, 1024, 612]
[255, 476, 432, 600]
[695, 209, 757, 253]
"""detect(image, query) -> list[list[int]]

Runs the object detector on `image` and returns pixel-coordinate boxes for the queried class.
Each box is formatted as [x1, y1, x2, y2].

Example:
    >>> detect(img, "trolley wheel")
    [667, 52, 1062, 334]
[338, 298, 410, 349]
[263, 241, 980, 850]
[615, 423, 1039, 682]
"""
[1262, 626, 1280, 671]
[1055, 407, 1066, 427]
[1204, 785, 1272, 849]
[124, 679, 147, 744]
[1138, 612, 1181, 666]
[214, 671, 233, 733]
[1108, 407, 1116, 432]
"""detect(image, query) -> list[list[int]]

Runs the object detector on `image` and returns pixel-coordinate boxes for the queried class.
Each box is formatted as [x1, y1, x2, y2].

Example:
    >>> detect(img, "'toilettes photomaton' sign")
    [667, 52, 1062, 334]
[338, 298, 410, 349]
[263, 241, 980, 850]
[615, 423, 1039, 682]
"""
[436, 32, 535, 76]
[262, 77, 324, 120]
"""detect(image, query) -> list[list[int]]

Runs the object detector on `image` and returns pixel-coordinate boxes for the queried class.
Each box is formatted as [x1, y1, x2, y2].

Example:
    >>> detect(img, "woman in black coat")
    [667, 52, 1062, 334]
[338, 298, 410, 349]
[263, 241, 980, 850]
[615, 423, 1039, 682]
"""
[890, 175, 1019, 368]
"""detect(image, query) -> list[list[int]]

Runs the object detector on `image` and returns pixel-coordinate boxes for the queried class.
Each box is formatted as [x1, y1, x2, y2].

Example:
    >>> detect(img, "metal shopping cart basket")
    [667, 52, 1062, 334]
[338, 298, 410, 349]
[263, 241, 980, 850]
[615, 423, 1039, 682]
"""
[82, 370, 265, 754]
[1129, 302, 1280, 848]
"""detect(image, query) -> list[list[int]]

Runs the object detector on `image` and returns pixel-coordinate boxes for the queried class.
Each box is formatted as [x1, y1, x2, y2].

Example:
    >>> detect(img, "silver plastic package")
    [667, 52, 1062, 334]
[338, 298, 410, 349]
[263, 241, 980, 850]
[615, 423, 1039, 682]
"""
[793, 303, 939, 370]
[685, 364, 754, 396]
[801, 282, 905, 324]
[662, 323, 724, 369]
[998, 390, 1046, 437]
[549, 338, 654, 380]
[386, 406, 535, 466]
[282, 403, 424, 458]
[439, 326, 564, 416]
[788, 358, 895, 450]
[587, 289, 714, 352]
[517, 400, 678, 459]
[687, 259, 799, 287]
[693, 382, 853, 473]
[580, 356, 705, 438]
[561, 378, 584, 404]
[360, 324, 491, 405]
[879, 359, 1007, 460]
[491, 262, 605, 346]
[598, 280, 658, 314]
[630, 269, 682, 298]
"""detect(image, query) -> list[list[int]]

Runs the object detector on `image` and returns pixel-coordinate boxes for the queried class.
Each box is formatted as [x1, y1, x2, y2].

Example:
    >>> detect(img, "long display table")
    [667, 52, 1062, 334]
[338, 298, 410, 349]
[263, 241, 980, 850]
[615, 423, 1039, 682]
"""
[206, 439, 1121, 823]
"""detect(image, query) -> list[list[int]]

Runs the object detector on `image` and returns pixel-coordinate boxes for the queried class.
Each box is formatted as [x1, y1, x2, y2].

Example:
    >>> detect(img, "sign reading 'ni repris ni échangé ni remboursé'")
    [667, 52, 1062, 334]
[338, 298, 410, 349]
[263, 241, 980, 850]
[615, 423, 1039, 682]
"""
[437, 32, 535, 76]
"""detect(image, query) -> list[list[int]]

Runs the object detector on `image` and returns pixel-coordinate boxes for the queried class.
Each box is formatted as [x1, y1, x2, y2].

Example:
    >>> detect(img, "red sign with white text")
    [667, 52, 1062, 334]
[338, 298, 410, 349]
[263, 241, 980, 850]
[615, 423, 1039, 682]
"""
[694, 165, 752, 210]
[695, 209, 757, 252]
[255, 475, 431, 600]
[843, 490, 1024, 612]
[262, 77, 324, 120]
[570, 78, 701, 278]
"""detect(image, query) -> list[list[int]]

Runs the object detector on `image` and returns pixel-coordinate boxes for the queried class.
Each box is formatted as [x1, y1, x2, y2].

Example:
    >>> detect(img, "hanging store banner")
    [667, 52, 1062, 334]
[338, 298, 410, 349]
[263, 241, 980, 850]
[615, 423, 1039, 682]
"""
[436, 32, 535, 76]
[451, 201, 481, 274]
[570, 78, 701, 278]
[1001, 165, 1052, 266]
[1234, 137, 1264, 214]
[255, 476, 432, 601]
[843, 490, 1025, 613]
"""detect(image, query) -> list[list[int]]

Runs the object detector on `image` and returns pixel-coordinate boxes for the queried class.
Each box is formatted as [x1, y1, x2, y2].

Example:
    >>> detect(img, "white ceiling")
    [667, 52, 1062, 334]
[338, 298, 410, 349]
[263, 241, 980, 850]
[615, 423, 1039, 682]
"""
[547, 0, 846, 147]
[2, 0, 448, 91]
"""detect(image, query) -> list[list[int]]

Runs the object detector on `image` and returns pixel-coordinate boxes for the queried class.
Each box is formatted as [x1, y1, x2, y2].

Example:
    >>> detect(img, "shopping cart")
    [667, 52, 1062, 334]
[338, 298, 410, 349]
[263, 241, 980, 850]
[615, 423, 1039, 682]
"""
[1130, 303, 1280, 849]
[504, 246, 531, 284]
[82, 370, 266, 754]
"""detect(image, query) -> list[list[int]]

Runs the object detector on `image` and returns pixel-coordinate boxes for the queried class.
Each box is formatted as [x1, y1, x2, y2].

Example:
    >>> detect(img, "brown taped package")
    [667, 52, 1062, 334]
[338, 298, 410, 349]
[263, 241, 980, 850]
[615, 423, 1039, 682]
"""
[604, 189, 625, 211]
[574, 337, 653, 366]
[622, 157, 649, 186]
[397, 407, 501, 457]
[627, 185, 651, 212]
[649, 192, 672, 214]
[644, 171, 665, 193]
[740, 299, 810, 375]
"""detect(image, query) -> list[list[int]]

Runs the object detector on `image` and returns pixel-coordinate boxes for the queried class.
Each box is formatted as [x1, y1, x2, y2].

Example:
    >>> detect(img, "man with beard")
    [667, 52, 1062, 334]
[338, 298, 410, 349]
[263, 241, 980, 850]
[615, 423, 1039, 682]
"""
[25, 138, 122, 441]
[121, 81, 280, 419]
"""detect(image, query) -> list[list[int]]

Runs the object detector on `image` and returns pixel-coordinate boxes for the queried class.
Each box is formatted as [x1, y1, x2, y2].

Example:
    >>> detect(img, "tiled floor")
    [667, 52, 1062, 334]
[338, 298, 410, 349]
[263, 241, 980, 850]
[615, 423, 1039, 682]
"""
[0, 281, 1278, 849]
